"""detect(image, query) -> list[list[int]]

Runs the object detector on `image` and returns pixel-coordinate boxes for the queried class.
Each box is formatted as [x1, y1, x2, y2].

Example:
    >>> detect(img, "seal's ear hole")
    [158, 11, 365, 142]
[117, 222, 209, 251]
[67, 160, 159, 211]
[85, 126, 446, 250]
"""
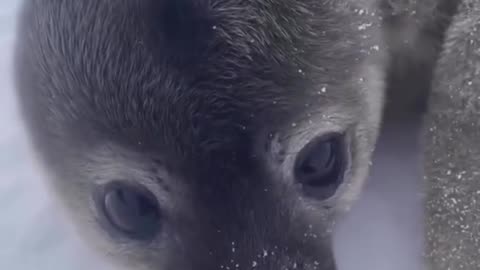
[294, 133, 348, 200]
[95, 181, 162, 240]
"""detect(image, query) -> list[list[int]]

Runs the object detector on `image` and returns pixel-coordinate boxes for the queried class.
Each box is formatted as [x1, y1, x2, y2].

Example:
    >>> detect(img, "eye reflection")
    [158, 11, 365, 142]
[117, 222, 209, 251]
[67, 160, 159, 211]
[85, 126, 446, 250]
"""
[294, 133, 347, 200]
[96, 181, 162, 240]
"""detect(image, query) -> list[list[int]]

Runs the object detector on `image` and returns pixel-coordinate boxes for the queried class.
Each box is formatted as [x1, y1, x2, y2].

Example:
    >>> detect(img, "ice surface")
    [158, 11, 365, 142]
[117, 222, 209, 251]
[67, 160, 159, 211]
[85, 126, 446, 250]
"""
[0, 1, 422, 269]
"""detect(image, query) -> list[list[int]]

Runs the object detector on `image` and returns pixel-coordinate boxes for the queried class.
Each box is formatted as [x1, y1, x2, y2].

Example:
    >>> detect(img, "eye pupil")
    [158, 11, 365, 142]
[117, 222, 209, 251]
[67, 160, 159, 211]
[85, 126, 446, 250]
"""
[100, 182, 161, 240]
[294, 134, 347, 200]
[299, 141, 336, 178]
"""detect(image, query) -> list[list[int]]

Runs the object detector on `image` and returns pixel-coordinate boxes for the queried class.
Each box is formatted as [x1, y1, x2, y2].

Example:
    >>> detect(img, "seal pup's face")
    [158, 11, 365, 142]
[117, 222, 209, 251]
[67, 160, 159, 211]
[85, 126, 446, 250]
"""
[15, 0, 384, 269]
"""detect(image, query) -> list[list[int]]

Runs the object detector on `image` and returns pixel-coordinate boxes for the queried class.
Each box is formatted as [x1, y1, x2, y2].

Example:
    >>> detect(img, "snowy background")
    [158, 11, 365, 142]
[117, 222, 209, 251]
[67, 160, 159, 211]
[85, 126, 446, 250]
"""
[1, 1, 423, 269]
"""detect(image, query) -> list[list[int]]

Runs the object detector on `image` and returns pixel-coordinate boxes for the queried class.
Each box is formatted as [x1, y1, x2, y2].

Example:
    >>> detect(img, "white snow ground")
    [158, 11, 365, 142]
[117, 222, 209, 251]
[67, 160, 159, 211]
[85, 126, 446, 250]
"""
[1, 1, 423, 269]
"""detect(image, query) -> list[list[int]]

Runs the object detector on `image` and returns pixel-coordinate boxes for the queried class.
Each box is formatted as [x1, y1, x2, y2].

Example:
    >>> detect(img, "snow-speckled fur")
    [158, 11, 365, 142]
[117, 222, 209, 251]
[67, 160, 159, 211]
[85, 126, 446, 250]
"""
[14, 1, 384, 270]
[13, 0, 480, 269]
[380, 0, 480, 269]
[379, 1, 480, 269]
[424, 1, 480, 269]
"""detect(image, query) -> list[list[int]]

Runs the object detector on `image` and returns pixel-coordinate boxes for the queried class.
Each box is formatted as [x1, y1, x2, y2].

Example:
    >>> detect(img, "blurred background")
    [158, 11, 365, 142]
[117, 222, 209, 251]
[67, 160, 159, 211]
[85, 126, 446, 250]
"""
[0, 1, 423, 269]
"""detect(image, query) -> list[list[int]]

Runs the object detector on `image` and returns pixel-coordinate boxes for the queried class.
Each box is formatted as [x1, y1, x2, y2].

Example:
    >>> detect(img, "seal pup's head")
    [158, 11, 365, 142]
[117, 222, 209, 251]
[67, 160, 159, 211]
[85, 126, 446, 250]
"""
[15, 0, 385, 269]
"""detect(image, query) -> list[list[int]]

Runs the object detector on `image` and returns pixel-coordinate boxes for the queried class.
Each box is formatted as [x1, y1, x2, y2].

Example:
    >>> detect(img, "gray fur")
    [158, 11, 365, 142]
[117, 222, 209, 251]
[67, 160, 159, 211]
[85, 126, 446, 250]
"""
[376, 0, 480, 269]
[14, 0, 480, 269]
[379, 0, 480, 269]
[424, 0, 480, 269]
[14, 0, 385, 269]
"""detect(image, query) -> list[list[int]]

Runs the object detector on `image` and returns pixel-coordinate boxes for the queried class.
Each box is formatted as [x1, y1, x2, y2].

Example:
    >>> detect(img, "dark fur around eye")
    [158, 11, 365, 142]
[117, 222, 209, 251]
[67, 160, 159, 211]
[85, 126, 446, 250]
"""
[294, 133, 348, 200]
[94, 181, 162, 241]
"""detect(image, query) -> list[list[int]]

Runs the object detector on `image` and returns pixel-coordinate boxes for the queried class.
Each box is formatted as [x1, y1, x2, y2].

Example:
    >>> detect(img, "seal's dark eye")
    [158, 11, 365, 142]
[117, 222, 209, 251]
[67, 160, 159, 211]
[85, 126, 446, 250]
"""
[294, 134, 347, 200]
[97, 182, 161, 240]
